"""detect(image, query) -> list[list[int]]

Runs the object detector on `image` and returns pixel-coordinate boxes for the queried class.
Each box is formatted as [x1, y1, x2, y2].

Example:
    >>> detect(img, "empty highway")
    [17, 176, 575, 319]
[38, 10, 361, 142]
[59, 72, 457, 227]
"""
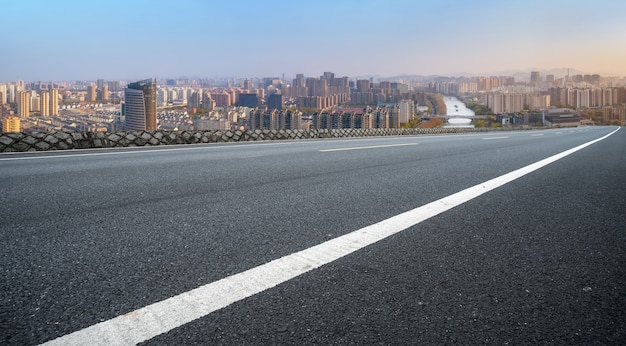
[1, 126, 625, 345]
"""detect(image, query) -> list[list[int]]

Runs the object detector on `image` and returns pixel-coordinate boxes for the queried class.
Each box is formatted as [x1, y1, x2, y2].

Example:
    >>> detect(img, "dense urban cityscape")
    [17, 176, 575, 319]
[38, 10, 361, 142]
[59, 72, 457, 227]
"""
[1, 70, 625, 135]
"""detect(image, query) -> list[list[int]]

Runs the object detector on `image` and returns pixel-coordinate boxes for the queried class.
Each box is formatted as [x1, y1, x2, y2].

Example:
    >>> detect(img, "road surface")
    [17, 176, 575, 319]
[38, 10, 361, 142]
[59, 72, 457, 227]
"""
[1, 127, 624, 344]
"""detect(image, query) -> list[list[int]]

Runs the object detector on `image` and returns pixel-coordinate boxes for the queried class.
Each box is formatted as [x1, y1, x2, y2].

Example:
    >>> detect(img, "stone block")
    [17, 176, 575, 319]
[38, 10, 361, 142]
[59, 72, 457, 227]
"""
[11, 141, 30, 151]
[45, 135, 59, 144]
[77, 140, 91, 149]
[71, 132, 84, 140]
[134, 138, 147, 146]
[55, 132, 71, 140]
[23, 135, 38, 145]
[6, 133, 24, 140]
[31, 132, 47, 139]
[35, 141, 51, 150]
[0, 136, 13, 146]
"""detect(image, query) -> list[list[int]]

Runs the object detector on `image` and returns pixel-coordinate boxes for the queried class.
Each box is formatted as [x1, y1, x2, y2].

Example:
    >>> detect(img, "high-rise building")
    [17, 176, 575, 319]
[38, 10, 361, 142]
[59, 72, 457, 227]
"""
[40, 91, 50, 116]
[2, 116, 21, 132]
[108, 80, 122, 92]
[0, 85, 6, 104]
[238, 93, 259, 108]
[17, 91, 30, 117]
[30, 91, 40, 112]
[356, 79, 371, 92]
[267, 93, 283, 111]
[293, 74, 305, 87]
[187, 91, 201, 113]
[98, 85, 109, 101]
[87, 85, 97, 102]
[212, 92, 232, 107]
[124, 78, 157, 131]
[530, 71, 542, 85]
[49, 88, 59, 116]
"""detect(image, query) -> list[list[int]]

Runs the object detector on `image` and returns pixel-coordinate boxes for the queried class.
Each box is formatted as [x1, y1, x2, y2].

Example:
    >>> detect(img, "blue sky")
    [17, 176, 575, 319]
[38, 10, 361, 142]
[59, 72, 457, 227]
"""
[3, 0, 625, 81]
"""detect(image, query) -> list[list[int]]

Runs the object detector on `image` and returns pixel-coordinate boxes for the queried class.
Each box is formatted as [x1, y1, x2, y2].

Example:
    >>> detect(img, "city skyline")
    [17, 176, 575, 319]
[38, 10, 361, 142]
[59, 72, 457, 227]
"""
[3, 0, 626, 81]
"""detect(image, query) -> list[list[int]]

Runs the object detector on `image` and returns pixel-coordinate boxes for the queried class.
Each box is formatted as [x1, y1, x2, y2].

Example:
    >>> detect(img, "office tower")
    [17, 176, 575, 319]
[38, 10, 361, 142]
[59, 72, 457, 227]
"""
[17, 91, 30, 117]
[87, 85, 97, 102]
[2, 116, 21, 132]
[530, 71, 542, 85]
[238, 93, 259, 108]
[267, 93, 283, 111]
[97, 79, 105, 88]
[40, 91, 50, 116]
[49, 88, 59, 116]
[124, 78, 157, 131]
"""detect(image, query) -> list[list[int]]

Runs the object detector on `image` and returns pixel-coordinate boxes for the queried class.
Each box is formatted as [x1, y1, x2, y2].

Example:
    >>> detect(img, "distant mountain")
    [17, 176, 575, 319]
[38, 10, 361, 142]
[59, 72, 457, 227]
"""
[358, 68, 593, 82]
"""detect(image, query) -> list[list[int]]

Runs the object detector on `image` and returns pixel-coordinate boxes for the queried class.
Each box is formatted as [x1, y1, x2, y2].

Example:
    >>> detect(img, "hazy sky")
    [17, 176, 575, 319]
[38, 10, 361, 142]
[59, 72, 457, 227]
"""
[3, 0, 626, 81]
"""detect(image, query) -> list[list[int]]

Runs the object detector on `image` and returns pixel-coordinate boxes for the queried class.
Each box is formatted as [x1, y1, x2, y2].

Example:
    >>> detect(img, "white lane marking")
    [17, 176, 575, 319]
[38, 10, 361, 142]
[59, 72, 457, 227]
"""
[482, 136, 509, 140]
[0, 141, 297, 161]
[320, 143, 419, 152]
[531, 134, 544, 137]
[40, 127, 620, 346]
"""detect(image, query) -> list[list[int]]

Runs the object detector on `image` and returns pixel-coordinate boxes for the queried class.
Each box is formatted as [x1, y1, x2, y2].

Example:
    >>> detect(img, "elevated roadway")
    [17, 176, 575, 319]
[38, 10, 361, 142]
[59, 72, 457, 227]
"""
[1, 127, 624, 344]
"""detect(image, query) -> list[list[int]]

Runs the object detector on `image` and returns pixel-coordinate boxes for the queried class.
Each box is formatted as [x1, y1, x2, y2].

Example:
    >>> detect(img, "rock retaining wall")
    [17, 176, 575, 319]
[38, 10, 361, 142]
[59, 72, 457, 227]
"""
[0, 127, 522, 152]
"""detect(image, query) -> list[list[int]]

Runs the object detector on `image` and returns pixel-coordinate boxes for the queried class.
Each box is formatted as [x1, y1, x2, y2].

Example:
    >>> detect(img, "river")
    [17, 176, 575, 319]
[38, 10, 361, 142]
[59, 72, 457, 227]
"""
[444, 96, 475, 116]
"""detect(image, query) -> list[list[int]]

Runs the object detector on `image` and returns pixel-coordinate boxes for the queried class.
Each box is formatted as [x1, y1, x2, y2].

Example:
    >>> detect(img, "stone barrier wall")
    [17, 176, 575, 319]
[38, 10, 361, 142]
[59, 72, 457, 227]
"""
[0, 127, 525, 152]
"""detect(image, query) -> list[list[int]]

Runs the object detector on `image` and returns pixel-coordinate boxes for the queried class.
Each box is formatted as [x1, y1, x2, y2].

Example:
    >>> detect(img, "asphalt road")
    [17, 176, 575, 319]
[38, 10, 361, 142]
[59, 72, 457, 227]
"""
[1, 127, 625, 345]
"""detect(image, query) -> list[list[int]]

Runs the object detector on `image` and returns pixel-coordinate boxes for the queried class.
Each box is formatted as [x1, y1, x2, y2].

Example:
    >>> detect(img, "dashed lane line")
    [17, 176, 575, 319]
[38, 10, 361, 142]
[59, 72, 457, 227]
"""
[320, 143, 419, 152]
